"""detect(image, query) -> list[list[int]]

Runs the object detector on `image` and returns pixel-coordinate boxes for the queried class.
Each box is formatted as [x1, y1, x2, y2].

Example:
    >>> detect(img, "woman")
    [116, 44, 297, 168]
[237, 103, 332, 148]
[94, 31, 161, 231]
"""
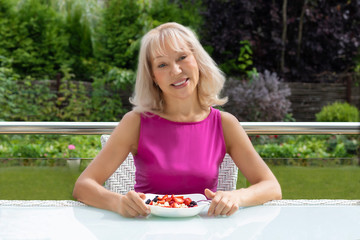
[73, 22, 281, 218]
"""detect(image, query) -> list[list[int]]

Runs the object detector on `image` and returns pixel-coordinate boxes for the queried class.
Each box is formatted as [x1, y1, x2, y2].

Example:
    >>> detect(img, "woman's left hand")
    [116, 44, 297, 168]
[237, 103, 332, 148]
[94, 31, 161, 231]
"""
[204, 188, 240, 216]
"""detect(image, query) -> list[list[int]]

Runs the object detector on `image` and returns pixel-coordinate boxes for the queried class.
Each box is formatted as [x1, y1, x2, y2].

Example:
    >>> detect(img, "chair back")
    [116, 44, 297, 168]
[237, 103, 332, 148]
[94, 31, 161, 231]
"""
[101, 135, 238, 195]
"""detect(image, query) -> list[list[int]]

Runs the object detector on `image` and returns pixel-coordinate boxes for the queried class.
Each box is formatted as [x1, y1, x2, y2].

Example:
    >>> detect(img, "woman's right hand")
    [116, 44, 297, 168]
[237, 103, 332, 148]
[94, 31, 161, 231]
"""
[117, 190, 151, 218]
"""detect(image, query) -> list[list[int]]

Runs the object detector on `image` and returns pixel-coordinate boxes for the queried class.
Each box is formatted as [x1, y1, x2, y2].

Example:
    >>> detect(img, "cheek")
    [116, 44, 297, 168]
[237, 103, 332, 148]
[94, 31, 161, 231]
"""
[153, 70, 165, 83]
[189, 61, 200, 79]
[188, 57, 199, 73]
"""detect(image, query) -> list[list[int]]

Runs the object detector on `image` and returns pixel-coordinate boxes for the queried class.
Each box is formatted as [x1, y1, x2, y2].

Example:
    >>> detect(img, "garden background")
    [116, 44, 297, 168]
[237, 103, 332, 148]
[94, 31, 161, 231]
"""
[0, 0, 359, 200]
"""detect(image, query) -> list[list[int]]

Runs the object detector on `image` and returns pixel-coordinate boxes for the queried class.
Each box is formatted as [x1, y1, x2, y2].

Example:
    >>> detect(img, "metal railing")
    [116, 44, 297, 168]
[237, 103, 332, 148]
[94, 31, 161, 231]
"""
[0, 122, 359, 135]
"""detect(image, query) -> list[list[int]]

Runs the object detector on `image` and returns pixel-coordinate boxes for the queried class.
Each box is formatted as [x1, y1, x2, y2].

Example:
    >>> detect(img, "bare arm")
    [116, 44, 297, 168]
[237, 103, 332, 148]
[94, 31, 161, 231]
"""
[205, 111, 282, 216]
[72, 111, 150, 217]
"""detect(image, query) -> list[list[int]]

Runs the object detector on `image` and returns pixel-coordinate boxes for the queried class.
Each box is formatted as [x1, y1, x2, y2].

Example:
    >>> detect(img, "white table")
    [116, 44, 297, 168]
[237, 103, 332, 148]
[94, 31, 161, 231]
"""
[1, 200, 359, 240]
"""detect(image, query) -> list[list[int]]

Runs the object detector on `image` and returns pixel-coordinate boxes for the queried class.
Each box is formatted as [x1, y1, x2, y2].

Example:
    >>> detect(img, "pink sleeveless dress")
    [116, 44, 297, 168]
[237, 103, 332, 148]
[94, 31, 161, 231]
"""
[134, 107, 226, 195]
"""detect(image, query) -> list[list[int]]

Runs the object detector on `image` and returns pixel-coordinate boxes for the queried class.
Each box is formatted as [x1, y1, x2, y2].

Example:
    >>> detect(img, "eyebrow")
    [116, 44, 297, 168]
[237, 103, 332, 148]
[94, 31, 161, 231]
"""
[154, 55, 166, 59]
[153, 48, 188, 60]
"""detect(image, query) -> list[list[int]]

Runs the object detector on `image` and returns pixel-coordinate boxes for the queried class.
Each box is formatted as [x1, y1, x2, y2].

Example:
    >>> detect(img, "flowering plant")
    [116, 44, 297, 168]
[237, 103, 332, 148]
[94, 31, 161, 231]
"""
[68, 144, 76, 158]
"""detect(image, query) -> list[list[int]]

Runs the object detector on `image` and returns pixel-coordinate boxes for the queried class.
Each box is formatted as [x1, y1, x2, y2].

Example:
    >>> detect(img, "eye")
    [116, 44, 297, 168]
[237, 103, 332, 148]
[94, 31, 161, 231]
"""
[179, 55, 187, 61]
[158, 63, 166, 68]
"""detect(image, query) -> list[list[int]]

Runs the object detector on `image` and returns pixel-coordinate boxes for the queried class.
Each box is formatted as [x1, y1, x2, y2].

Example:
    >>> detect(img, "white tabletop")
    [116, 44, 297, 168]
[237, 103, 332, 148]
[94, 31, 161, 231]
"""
[1, 200, 359, 240]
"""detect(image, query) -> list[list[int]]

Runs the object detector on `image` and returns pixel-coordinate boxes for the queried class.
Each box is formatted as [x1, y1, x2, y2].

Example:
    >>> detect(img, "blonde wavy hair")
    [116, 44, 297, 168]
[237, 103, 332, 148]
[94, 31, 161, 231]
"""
[130, 22, 227, 114]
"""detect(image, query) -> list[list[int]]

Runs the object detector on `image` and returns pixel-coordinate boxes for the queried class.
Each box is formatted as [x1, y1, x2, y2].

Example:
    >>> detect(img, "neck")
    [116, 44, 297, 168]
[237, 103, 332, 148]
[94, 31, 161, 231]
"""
[161, 94, 209, 122]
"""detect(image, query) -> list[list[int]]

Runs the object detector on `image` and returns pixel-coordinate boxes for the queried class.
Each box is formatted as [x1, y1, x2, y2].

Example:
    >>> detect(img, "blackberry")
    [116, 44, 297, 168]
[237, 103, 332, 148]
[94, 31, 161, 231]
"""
[190, 201, 197, 205]
[145, 199, 151, 204]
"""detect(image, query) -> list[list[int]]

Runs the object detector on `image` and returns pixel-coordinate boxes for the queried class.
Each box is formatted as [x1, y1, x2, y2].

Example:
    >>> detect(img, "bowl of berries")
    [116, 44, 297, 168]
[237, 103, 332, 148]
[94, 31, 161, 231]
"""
[144, 193, 209, 217]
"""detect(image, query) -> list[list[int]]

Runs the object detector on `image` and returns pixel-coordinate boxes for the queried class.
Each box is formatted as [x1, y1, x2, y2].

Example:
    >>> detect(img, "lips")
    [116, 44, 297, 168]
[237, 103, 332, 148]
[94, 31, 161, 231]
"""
[171, 78, 189, 87]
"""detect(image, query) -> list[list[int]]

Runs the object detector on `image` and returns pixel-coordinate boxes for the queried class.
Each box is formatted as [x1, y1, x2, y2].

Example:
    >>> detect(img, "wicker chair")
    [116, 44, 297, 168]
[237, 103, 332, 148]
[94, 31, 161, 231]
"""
[101, 135, 238, 195]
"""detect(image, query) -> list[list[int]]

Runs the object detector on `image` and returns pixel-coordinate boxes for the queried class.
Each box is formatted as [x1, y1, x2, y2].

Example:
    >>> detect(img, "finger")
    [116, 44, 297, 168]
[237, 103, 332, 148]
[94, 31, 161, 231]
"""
[207, 194, 223, 216]
[204, 188, 215, 199]
[127, 192, 150, 216]
[122, 201, 140, 218]
[138, 192, 147, 200]
[226, 204, 239, 216]
[219, 200, 233, 216]
[213, 198, 229, 216]
[134, 193, 150, 214]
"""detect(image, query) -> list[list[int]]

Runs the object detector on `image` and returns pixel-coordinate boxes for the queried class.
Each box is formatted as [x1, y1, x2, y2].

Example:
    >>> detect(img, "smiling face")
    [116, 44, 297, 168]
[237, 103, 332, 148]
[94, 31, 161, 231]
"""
[151, 41, 200, 103]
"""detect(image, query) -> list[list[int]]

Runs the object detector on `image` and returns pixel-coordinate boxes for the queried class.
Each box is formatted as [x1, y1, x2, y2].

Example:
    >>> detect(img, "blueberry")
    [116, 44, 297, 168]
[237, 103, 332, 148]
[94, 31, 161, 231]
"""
[145, 199, 151, 204]
[152, 196, 159, 202]
[190, 201, 197, 205]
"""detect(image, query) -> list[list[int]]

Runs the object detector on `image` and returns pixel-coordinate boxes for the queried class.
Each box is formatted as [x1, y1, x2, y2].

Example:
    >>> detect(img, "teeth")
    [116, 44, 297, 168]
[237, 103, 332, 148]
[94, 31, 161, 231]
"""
[173, 79, 187, 86]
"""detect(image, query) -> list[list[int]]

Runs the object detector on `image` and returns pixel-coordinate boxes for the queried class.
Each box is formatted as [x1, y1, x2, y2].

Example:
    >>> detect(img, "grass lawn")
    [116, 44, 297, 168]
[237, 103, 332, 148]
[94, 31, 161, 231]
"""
[0, 165, 359, 200]
[0, 167, 81, 200]
[238, 165, 360, 199]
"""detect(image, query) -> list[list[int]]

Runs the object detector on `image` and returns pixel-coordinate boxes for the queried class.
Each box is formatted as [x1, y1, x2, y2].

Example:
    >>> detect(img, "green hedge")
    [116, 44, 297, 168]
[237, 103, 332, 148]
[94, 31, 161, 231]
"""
[0, 0, 205, 122]
[1, 134, 358, 168]
[253, 135, 359, 166]
[316, 101, 360, 122]
[0, 59, 133, 121]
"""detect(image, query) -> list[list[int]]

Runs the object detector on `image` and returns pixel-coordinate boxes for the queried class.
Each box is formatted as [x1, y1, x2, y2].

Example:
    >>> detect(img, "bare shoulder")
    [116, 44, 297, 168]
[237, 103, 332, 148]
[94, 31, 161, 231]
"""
[120, 110, 141, 124]
[219, 111, 248, 152]
[219, 111, 241, 129]
[115, 110, 141, 131]
[111, 110, 141, 145]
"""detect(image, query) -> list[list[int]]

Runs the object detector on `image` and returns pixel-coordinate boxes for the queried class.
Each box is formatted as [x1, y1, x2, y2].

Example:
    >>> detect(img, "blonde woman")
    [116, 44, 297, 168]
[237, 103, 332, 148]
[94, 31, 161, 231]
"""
[73, 22, 281, 218]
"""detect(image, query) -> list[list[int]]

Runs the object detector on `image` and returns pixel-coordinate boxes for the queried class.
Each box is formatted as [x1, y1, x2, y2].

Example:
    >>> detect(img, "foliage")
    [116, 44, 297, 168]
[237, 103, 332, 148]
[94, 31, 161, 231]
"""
[0, 135, 101, 164]
[0, 0, 69, 78]
[0, 55, 136, 121]
[315, 101, 360, 122]
[252, 135, 359, 166]
[223, 70, 291, 121]
[60, 0, 95, 81]
[1, 134, 357, 168]
[94, 0, 204, 71]
[94, 0, 143, 70]
[200, 0, 360, 82]
[0, 58, 57, 121]
[91, 67, 135, 121]
[219, 40, 257, 78]
[143, 0, 204, 32]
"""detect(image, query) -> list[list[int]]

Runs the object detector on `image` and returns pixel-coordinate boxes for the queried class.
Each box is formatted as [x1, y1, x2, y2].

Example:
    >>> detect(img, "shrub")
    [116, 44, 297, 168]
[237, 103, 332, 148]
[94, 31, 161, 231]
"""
[90, 67, 135, 121]
[200, 0, 360, 82]
[219, 40, 257, 78]
[223, 70, 291, 121]
[94, 0, 143, 70]
[94, 0, 204, 71]
[254, 135, 359, 166]
[0, 0, 69, 78]
[61, 0, 95, 81]
[0, 58, 57, 121]
[315, 101, 360, 122]
[143, 0, 204, 32]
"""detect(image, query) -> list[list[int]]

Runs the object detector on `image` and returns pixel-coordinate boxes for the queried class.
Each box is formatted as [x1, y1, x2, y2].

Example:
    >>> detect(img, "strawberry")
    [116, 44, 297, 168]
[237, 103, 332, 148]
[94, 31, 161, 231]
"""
[171, 202, 180, 208]
[173, 197, 184, 204]
[184, 198, 192, 206]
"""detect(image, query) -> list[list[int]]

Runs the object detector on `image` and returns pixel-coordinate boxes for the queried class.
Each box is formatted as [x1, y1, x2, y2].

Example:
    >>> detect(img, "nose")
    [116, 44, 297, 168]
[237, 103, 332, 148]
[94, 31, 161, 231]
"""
[170, 63, 182, 76]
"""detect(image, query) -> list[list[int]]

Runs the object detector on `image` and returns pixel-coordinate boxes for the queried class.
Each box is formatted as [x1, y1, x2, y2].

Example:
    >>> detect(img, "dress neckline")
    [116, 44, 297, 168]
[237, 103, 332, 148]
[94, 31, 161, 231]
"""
[149, 107, 214, 125]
